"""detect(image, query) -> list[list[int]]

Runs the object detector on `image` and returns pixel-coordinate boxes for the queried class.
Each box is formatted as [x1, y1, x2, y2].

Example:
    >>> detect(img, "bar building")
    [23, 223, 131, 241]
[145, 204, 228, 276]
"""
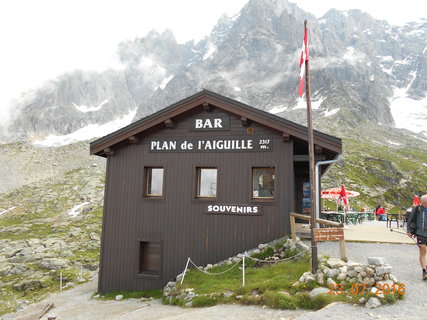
[90, 90, 342, 293]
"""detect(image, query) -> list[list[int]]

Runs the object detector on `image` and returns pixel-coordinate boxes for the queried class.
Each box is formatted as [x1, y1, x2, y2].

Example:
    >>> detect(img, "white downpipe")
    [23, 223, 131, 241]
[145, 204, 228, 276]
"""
[315, 157, 341, 227]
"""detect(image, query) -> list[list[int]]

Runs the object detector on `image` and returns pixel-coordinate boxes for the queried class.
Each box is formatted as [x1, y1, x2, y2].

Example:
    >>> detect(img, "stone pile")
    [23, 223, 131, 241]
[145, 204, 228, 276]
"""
[296, 256, 399, 309]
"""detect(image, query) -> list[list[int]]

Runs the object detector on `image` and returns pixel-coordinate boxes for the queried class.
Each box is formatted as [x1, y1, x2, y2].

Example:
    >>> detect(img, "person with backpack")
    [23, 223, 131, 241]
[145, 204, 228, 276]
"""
[407, 194, 427, 280]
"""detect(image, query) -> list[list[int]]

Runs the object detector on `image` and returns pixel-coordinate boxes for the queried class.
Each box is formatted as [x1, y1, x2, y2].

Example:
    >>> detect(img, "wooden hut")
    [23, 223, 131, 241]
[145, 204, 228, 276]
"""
[90, 90, 342, 293]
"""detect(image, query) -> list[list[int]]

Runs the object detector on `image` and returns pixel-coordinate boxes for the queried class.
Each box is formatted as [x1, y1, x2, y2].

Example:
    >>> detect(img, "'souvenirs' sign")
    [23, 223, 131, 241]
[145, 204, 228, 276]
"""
[149, 137, 273, 152]
[206, 204, 262, 215]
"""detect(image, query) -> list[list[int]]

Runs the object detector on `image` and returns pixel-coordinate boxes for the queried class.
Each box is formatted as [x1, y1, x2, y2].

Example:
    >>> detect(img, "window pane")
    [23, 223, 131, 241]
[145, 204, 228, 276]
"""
[147, 168, 164, 196]
[253, 168, 275, 198]
[198, 168, 217, 197]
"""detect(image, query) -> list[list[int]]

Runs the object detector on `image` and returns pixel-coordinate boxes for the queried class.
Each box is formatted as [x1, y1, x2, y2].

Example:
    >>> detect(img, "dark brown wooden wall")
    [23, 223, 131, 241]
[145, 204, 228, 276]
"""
[98, 107, 295, 293]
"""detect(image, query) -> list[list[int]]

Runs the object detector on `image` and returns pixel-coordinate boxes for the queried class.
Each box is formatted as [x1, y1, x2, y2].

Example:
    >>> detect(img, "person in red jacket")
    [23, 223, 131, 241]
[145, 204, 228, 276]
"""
[375, 205, 386, 221]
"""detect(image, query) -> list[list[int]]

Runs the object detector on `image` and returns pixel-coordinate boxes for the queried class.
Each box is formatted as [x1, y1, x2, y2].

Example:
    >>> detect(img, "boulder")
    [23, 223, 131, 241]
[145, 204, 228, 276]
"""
[13, 280, 43, 291]
[8, 264, 28, 275]
[316, 273, 325, 285]
[365, 267, 375, 276]
[39, 258, 69, 270]
[362, 277, 375, 286]
[295, 241, 309, 252]
[367, 257, 387, 266]
[375, 266, 392, 275]
[115, 295, 123, 301]
[327, 278, 337, 287]
[347, 261, 362, 269]
[339, 266, 348, 274]
[354, 266, 363, 273]
[327, 258, 346, 269]
[337, 273, 346, 281]
[325, 267, 340, 279]
[347, 270, 357, 278]
[365, 297, 381, 309]
[0, 265, 12, 276]
[299, 271, 316, 283]
[309, 287, 330, 298]
[370, 287, 384, 299]
[377, 280, 393, 288]
[184, 292, 196, 302]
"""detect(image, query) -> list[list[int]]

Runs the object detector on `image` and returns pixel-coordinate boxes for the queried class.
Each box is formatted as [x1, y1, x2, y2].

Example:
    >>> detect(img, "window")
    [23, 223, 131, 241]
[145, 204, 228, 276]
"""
[145, 167, 164, 196]
[139, 241, 161, 276]
[197, 168, 217, 197]
[252, 167, 275, 199]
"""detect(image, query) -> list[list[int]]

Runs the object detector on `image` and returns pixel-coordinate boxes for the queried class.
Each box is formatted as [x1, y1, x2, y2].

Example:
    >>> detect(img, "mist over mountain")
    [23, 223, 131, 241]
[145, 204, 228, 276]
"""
[1, 0, 425, 144]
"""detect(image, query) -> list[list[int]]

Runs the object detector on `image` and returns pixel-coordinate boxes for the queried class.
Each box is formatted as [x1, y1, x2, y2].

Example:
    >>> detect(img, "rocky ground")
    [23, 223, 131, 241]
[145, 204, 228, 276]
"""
[0, 157, 105, 315]
[2, 242, 425, 320]
[0, 141, 105, 194]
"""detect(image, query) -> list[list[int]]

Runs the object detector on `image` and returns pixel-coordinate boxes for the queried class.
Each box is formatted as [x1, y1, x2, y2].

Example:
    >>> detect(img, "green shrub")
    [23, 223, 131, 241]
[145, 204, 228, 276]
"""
[251, 246, 275, 260]
[192, 295, 217, 307]
[277, 295, 297, 309]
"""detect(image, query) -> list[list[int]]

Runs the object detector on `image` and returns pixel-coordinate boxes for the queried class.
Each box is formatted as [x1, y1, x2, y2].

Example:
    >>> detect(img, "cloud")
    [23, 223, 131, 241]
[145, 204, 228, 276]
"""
[311, 47, 367, 70]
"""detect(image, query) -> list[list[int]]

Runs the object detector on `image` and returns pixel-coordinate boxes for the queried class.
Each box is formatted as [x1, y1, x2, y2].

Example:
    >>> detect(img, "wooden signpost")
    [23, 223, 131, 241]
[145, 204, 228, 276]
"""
[313, 228, 344, 241]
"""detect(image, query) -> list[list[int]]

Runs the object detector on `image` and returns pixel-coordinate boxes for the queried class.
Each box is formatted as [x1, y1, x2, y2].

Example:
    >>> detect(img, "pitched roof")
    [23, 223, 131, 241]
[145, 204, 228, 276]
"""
[90, 90, 342, 157]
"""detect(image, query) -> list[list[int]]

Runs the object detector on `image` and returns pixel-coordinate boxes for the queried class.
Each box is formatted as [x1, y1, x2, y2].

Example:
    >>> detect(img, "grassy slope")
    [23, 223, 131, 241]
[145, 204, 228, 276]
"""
[320, 122, 427, 212]
[0, 166, 104, 316]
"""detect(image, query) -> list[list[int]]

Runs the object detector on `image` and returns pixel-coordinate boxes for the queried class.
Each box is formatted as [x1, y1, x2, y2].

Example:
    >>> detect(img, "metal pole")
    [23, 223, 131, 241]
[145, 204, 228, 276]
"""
[180, 257, 191, 285]
[242, 253, 246, 287]
[60, 269, 63, 291]
[304, 20, 317, 274]
[315, 158, 341, 227]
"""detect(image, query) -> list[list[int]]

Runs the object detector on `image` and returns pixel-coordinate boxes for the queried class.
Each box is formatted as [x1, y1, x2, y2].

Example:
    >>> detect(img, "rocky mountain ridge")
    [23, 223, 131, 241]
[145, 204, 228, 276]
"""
[1, 0, 426, 143]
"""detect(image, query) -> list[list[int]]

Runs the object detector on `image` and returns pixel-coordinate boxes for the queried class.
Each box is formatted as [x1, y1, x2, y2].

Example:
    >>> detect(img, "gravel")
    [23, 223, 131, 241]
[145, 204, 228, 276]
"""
[298, 241, 427, 320]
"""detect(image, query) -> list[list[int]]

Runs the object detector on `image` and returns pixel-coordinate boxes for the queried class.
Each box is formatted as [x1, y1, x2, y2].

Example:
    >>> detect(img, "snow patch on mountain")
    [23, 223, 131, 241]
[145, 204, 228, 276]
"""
[269, 104, 287, 114]
[157, 75, 174, 90]
[33, 108, 137, 147]
[73, 99, 109, 113]
[324, 108, 340, 117]
[293, 97, 306, 110]
[389, 72, 427, 138]
[386, 140, 402, 146]
[68, 202, 90, 217]
[0, 206, 17, 216]
[203, 42, 217, 60]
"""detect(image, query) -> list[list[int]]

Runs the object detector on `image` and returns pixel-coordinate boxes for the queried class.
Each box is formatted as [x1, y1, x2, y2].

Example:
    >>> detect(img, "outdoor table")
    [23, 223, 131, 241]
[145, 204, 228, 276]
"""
[321, 211, 344, 223]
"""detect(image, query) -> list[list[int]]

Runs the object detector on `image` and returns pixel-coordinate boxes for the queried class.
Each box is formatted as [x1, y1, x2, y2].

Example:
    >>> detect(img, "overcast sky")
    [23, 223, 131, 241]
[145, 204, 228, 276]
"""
[0, 0, 425, 124]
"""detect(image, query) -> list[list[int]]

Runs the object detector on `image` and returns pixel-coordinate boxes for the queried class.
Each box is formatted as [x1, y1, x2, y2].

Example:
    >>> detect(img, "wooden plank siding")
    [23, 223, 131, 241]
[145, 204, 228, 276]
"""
[98, 108, 295, 293]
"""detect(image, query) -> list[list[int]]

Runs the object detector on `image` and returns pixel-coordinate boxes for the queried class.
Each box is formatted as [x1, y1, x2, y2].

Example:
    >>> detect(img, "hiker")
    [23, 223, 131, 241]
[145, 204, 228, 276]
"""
[407, 194, 427, 280]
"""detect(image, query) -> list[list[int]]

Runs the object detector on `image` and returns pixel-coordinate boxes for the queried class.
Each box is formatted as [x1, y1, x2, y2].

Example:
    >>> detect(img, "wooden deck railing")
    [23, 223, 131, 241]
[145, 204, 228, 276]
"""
[290, 212, 347, 262]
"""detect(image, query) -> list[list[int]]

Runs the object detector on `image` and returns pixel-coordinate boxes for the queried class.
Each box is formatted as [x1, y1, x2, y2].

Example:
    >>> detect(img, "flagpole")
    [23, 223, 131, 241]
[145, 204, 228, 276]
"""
[304, 20, 318, 273]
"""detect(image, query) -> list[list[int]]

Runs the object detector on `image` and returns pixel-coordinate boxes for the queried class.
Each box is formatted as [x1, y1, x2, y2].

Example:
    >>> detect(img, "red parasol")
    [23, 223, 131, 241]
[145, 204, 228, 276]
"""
[413, 195, 420, 206]
[321, 187, 360, 199]
[339, 185, 349, 207]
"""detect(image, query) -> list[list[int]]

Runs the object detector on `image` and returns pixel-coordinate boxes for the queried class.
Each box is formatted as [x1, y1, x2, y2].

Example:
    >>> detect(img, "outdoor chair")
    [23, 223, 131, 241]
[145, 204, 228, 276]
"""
[386, 214, 399, 228]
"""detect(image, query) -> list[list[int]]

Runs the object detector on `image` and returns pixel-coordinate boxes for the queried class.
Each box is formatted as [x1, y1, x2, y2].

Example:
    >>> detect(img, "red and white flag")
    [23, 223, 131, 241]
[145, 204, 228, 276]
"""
[298, 26, 309, 97]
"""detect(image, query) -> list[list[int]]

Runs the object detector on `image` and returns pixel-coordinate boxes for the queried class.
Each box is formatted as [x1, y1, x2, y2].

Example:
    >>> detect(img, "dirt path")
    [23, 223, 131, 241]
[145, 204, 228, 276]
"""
[3, 280, 307, 320]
